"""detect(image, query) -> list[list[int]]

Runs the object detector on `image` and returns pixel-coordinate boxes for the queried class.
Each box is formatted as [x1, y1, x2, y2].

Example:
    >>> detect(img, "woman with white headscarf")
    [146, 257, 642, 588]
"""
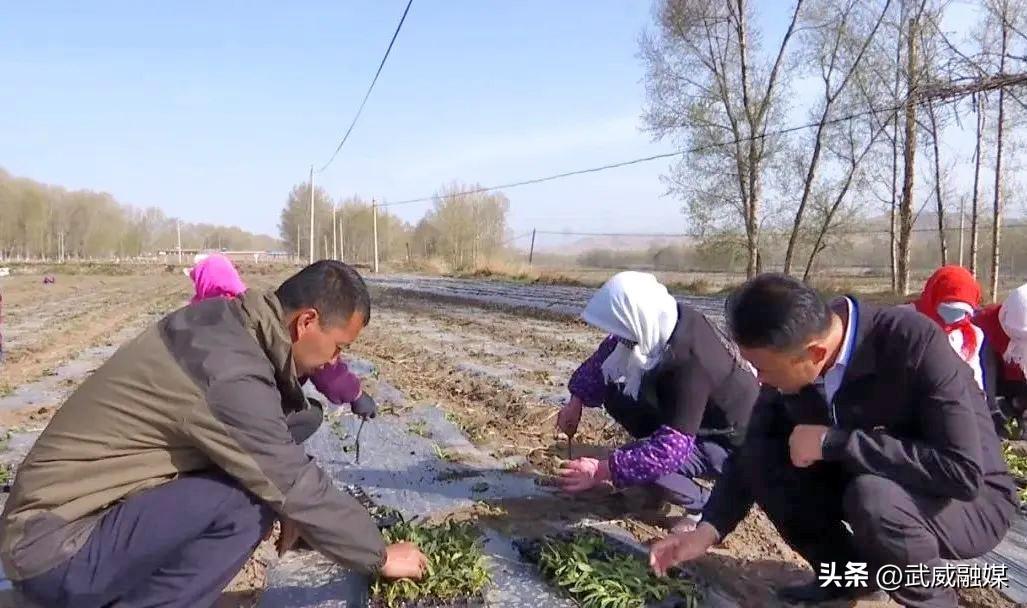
[975, 284, 1027, 438]
[557, 272, 760, 521]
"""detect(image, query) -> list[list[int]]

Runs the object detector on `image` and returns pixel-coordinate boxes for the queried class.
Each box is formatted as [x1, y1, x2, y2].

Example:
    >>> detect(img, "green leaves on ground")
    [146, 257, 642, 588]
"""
[535, 531, 699, 608]
[370, 521, 490, 607]
[1002, 442, 1027, 504]
[407, 420, 430, 438]
[0, 464, 13, 485]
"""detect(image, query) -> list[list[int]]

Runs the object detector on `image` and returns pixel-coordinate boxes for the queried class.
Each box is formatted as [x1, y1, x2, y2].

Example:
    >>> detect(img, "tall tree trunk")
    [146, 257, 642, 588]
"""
[970, 94, 985, 277]
[889, 4, 904, 292]
[898, 16, 918, 295]
[990, 8, 1009, 301]
[928, 101, 948, 265]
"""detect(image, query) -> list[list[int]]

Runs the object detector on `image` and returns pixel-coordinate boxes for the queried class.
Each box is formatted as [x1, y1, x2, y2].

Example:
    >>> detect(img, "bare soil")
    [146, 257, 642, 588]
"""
[352, 285, 1015, 608]
[0, 272, 1016, 607]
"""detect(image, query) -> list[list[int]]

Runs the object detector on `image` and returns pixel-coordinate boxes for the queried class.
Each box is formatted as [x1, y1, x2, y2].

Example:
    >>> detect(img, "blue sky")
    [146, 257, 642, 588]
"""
[4, 1, 989, 247]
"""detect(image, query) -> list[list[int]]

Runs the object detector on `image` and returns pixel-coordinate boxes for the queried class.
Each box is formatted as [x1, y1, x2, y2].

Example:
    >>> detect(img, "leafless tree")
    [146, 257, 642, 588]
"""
[782, 0, 892, 274]
[640, 0, 806, 277]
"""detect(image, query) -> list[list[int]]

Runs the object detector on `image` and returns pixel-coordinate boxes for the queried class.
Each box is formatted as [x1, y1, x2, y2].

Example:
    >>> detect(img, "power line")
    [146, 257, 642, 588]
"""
[317, 0, 414, 173]
[511, 222, 1027, 243]
[378, 82, 1000, 209]
[500, 231, 535, 246]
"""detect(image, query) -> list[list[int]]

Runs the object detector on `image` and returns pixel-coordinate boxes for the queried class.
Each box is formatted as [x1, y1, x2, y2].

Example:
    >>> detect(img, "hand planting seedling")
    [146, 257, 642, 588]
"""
[518, 531, 700, 608]
[370, 520, 490, 608]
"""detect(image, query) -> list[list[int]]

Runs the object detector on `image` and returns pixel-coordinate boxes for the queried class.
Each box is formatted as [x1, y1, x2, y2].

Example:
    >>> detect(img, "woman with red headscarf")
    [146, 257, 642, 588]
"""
[909, 266, 986, 390]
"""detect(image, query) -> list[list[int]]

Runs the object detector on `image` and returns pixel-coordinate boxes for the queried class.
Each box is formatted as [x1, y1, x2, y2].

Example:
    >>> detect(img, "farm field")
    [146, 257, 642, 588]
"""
[0, 268, 1020, 608]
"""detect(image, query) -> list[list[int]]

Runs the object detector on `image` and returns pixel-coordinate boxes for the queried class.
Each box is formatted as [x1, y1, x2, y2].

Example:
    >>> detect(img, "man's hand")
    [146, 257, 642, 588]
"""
[558, 457, 610, 493]
[556, 395, 584, 438]
[276, 518, 302, 557]
[350, 393, 378, 420]
[649, 523, 719, 576]
[381, 542, 428, 580]
[789, 424, 829, 468]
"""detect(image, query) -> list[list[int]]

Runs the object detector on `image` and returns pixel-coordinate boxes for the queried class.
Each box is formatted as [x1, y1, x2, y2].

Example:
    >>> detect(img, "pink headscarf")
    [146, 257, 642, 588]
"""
[189, 254, 246, 304]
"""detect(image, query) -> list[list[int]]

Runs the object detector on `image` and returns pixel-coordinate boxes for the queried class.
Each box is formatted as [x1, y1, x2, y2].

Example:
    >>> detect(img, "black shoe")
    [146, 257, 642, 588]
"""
[776, 581, 886, 605]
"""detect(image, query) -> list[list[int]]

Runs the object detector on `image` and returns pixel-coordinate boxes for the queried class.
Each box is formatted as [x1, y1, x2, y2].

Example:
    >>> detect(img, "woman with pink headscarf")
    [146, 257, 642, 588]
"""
[186, 254, 376, 439]
[188, 254, 247, 304]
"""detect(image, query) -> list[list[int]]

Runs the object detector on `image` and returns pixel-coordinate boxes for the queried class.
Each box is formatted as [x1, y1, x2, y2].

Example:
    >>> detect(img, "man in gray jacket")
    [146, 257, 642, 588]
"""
[1, 261, 426, 608]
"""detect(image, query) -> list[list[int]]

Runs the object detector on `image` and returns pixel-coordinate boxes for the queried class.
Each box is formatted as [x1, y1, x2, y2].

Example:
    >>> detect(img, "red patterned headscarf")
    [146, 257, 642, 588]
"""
[914, 265, 981, 360]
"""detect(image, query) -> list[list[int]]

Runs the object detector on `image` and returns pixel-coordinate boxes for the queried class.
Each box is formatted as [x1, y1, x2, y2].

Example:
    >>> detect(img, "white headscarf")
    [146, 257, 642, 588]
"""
[999, 284, 1027, 373]
[581, 272, 679, 399]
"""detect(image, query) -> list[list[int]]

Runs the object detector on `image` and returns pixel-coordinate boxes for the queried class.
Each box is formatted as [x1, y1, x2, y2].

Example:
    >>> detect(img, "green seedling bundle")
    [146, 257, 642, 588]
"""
[1002, 443, 1027, 505]
[370, 520, 490, 607]
[518, 530, 700, 608]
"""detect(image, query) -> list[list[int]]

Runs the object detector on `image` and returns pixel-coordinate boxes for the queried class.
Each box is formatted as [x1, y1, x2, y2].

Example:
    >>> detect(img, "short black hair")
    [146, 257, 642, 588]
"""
[726, 273, 831, 351]
[276, 260, 371, 327]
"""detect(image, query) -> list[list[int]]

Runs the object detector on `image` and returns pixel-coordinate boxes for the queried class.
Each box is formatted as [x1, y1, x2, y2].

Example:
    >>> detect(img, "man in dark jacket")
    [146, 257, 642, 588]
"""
[650, 274, 1018, 608]
[0, 261, 427, 608]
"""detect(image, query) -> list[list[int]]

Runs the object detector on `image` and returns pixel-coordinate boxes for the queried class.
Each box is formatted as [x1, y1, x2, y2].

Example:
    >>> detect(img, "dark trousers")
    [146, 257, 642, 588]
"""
[655, 438, 730, 511]
[737, 432, 1016, 608]
[603, 387, 733, 511]
[17, 409, 323, 608]
[17, 472, 274, 608]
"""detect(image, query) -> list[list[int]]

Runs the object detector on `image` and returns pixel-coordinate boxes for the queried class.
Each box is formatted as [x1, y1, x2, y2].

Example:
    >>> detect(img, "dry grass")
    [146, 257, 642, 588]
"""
[449, 258, 586, 287]
[437, 259, 916, 301]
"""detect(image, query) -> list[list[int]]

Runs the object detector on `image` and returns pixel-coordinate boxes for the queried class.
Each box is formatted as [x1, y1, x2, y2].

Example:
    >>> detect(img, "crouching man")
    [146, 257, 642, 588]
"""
[650, 274, 1018, 608]
[0, 261, 426, 608]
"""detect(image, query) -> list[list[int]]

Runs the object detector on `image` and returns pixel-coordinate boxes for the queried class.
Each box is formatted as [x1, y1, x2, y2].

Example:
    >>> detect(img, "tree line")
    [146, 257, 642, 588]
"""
[278, 181, 510, 270]
[0, 168, 279, 261]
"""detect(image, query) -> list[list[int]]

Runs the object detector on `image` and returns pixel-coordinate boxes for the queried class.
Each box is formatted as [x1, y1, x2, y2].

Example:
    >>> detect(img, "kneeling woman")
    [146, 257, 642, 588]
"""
[556, 272, 760, 518]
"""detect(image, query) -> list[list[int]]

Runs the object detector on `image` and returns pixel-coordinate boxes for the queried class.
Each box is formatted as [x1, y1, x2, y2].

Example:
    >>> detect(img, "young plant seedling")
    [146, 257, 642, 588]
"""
[0, 463, 13, 486]
[370, 520, 490, 608]
[522, 531, 700, 608]
[1002, 443, 1027, 504]
[331, 418, 349, 442]
[406, 420, 431, 438]
[433, 444, 458, 463]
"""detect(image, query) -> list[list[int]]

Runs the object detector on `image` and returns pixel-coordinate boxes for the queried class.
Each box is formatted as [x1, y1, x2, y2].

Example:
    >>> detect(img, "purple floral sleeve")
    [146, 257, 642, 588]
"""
[568, 336, 619, 408]
[608, 425, 696, 487]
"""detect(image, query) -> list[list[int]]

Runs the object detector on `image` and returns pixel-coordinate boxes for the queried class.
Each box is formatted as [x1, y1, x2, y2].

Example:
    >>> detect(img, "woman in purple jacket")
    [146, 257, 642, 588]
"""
[557, 272, 760, 523]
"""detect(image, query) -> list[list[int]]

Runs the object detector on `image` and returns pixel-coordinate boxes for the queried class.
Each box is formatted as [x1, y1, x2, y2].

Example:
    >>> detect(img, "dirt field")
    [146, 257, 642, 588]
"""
[0, 269, 1019, 607]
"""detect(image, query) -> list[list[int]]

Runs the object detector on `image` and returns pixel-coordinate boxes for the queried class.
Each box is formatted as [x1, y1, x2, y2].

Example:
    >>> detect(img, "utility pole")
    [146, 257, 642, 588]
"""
[332, 202, 338, 260]
[372, 199, 380, 273]
[308, 165, 316, 264]
[528, 229, 536, 265]
[295, 223, 301, 262]
[176, 220, 182, 264]
[339, 217, 345, 263]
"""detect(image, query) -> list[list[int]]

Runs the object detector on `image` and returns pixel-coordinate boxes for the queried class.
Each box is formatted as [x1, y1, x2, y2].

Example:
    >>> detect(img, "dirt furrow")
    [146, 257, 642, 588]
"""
[1, 277, 189, 391]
